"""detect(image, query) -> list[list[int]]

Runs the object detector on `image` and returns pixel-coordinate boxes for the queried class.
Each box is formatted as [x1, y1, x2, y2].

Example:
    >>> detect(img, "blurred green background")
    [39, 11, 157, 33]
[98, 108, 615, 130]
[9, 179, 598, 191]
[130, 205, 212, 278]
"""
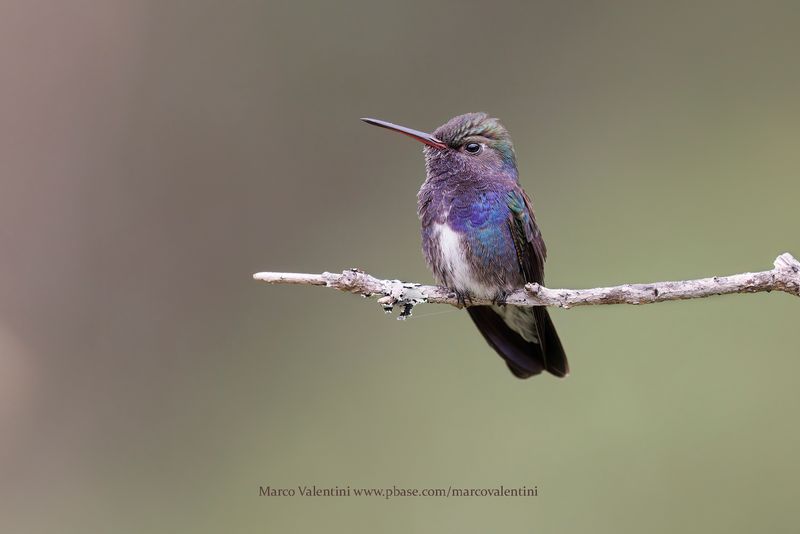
[1, 1, 799, 532]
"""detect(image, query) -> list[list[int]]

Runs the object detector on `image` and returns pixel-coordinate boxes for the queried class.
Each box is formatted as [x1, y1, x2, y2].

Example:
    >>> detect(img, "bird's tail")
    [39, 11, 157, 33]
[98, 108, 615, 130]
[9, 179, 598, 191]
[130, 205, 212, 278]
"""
[467, 305, 569, 379]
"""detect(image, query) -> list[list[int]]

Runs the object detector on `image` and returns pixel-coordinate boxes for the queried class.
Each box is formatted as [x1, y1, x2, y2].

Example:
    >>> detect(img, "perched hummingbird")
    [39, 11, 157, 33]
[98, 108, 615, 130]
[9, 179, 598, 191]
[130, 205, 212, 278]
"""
[362, 113, 568, 379]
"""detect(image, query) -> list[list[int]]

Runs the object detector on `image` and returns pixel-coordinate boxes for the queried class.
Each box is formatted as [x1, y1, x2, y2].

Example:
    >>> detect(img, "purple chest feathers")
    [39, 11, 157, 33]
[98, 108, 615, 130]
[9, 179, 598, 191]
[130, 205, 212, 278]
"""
[417, 186, 523, 298]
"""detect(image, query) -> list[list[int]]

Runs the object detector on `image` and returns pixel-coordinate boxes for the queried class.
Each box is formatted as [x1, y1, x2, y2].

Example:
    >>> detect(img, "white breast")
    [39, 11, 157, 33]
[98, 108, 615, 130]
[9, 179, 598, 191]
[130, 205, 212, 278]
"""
[433, 223, 495, 299]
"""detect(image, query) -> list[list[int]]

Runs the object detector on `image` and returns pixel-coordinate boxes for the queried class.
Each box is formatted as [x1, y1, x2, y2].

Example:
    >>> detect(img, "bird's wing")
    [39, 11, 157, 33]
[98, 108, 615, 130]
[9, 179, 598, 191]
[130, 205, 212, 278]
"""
[505, 187, 547, 285]
[504, 187, 568, 376]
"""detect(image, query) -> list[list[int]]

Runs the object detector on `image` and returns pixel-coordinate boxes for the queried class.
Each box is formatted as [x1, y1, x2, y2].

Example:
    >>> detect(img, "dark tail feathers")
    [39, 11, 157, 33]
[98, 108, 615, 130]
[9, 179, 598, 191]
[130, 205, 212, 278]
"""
[466, 305, 569, 379]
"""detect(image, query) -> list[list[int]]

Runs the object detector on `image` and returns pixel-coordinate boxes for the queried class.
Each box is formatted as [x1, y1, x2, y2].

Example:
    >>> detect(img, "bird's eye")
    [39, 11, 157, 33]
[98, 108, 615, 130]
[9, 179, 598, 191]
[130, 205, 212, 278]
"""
[464, 142, 482, 154]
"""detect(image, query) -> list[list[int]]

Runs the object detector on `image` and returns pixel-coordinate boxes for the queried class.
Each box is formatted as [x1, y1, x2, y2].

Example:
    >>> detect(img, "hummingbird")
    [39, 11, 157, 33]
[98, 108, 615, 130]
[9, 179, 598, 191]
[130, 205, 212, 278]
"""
[362, 113, 568, 379]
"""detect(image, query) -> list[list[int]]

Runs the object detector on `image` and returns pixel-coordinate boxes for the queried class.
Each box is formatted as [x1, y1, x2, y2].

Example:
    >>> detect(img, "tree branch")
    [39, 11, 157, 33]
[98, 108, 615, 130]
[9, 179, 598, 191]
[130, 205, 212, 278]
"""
[253, 253, 800, 317]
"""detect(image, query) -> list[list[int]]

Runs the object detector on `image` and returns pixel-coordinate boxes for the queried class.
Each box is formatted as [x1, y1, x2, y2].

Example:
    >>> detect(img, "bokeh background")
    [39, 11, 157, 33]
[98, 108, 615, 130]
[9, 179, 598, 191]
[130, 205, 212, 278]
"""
[2, 1, 799, 532]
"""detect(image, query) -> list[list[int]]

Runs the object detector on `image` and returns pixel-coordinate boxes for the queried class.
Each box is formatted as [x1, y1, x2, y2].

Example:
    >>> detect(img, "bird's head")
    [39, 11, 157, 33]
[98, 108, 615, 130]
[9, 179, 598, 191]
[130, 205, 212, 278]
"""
[362, 112, 518, 180]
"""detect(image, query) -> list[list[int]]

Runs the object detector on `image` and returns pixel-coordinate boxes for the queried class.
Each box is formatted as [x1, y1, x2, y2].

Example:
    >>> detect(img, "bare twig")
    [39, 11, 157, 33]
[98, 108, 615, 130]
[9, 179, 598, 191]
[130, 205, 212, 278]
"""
[253, 253, 800, 316]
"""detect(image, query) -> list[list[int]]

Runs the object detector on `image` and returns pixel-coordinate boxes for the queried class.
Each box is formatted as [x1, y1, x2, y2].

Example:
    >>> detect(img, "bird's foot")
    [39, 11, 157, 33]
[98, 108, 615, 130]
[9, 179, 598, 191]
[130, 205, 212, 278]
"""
[492, 290, 510, 307]
[453, 289, 473, 309]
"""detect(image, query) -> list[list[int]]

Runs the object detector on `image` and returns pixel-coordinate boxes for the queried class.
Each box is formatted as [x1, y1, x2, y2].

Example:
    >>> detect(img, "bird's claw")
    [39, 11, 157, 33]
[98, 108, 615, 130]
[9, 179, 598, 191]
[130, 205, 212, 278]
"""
[453, 289, 473, 309]
[492, 290, 510, 307]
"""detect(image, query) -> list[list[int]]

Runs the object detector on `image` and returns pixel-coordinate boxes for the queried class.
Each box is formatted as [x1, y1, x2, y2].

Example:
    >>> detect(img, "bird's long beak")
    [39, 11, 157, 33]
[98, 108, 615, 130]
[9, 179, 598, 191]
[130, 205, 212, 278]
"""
[361, 118, 447, 149]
